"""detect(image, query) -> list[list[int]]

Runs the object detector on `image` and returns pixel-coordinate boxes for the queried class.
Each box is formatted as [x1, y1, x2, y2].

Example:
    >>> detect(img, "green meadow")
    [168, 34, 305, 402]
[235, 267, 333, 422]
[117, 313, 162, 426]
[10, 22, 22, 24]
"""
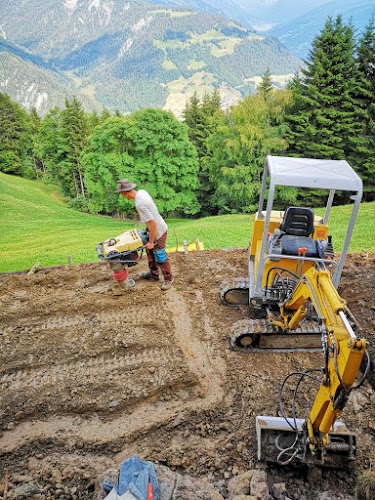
[1, 173, 374, 273]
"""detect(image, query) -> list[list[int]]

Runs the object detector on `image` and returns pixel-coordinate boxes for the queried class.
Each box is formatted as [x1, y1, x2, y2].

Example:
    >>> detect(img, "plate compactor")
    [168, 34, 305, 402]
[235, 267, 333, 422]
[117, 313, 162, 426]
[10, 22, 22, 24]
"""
[97, 228, 149, 290]
[222, 156, 369, 466]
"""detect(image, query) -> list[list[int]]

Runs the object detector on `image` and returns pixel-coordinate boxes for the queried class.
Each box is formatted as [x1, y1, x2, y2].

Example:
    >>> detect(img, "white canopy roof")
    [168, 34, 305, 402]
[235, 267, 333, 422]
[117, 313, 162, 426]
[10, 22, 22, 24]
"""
[266, 156, 362, 192]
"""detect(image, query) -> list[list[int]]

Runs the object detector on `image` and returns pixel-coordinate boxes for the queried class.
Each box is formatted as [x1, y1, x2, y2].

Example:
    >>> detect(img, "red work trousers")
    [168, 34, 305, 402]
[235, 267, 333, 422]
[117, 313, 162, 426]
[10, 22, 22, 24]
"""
[146, 231, 173, 282]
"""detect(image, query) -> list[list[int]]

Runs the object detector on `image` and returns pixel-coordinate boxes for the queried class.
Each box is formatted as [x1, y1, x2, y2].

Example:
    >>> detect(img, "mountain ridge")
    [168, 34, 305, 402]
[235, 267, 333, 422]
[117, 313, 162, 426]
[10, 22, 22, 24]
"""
[0, 0, 300, 116]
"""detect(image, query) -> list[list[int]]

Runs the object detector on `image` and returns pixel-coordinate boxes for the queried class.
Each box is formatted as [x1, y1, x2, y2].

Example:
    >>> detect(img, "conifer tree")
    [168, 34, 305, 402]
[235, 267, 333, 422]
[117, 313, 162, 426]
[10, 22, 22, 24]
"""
[29, 108, 43, 179]
[183, 92, 205, 155]
[258, 68, 273, 97]
[354, 18, 375, 200]
[61, 96, 89, 198]
[0, 92, 29, 175]
[286, 16, 361, 163]
[183, 90, 222, 214]
[34, 107, 66, 187]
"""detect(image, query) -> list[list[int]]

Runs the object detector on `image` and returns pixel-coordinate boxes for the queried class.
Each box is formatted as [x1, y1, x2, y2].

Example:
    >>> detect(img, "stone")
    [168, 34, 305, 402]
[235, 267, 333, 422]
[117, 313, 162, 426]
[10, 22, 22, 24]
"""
[50, 469, 62, 484]
[10, 483, 41, 498]
[250, 471, 270, 500]
[231, 496, 256, 500]
[227, 471, 254, 497]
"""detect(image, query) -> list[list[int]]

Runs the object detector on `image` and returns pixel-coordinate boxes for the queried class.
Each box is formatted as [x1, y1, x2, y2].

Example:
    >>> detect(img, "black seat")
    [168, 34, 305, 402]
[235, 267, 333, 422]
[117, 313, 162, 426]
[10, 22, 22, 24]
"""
[279, 207, 318, 257]
[279, 207, 314, 237]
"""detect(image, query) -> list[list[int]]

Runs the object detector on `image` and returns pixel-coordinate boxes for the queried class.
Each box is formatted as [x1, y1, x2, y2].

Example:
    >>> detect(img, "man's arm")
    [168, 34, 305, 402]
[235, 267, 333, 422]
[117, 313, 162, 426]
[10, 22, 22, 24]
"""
[146, 219, 156, 250]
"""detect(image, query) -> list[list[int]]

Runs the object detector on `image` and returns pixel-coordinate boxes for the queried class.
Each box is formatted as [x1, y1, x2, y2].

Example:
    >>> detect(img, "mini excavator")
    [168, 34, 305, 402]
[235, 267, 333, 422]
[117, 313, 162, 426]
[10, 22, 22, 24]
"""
[221, 156, 369, 466]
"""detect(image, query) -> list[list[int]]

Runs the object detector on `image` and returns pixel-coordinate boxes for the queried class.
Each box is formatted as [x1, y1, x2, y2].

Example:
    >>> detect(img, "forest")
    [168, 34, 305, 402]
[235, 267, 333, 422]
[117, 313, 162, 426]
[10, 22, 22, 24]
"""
[1, 15, 375, 218]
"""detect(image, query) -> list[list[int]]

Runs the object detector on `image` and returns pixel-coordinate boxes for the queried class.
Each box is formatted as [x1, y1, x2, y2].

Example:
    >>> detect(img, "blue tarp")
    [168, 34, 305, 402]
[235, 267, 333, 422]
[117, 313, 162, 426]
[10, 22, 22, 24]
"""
[103, 456, 158, 500]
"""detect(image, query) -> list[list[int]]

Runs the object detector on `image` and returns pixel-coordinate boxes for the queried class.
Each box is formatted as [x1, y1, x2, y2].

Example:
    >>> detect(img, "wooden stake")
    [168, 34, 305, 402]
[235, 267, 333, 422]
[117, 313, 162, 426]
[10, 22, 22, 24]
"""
[3, 468, 9, 500]
[27, 262, 40, 275]
[172, 228, 179, 250]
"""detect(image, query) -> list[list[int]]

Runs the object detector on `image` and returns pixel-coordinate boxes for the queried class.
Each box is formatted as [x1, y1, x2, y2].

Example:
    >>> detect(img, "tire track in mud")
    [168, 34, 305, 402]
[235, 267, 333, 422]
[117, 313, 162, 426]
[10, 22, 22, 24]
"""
[0, 286, 226, 454]
[1, 348, 176, 390]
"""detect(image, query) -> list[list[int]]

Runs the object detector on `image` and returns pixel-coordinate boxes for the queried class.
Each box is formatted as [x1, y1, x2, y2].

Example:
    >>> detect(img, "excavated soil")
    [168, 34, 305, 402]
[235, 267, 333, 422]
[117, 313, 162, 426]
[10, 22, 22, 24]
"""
[0, 250, 374, 499]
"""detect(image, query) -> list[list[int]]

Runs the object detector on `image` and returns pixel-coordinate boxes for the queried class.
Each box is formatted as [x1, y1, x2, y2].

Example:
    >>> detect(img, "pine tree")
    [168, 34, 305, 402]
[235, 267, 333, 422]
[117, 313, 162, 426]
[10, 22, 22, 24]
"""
[354, 18, 375, 200]
[183, 90, 222, 214]
[61, 96, 90, 198]
[286, 16, 361, 164]
[100, 107, 111, 122]
[34, 107, 66, 188]
[258, 68, 273, 97]
[183, 92, 205, 154]
[0, 92, 29, 175]
[29, 108, 43, 179]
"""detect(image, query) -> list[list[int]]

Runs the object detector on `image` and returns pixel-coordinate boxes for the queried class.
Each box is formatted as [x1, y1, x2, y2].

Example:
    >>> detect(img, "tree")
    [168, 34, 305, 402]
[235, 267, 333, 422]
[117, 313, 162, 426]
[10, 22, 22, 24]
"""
[34, 107, 66, 187]
[286, 16, 361, 162]
[354, 18, 375, 200]
[61, 96, 90, 198]
[183, 90, 222, 214]
[206, 89, 294, 213]
[29, 108, 43, 179]
[0, 92, 29, 175]
[258, 68, 273, 97]
[81, 109, 200, 216]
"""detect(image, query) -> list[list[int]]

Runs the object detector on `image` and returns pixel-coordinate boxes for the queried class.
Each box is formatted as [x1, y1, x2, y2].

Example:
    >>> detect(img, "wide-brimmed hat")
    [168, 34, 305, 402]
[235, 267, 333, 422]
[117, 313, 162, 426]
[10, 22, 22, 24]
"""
[115, 179, 137, 193]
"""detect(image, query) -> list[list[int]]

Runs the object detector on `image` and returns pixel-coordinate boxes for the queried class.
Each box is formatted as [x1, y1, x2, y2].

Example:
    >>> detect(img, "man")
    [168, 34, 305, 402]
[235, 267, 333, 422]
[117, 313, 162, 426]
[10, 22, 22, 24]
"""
[115, 179, 174, 291]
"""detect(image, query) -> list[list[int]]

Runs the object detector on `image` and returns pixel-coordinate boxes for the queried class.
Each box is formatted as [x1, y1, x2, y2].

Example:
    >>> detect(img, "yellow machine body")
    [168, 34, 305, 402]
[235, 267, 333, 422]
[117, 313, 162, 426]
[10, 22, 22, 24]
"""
[102, 229, 143, 257]
[250, 210, 329, 288]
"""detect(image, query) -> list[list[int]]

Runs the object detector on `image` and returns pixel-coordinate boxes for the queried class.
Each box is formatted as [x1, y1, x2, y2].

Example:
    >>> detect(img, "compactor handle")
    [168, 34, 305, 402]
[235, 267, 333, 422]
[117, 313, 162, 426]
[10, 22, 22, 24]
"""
[96, 243, 105, 260]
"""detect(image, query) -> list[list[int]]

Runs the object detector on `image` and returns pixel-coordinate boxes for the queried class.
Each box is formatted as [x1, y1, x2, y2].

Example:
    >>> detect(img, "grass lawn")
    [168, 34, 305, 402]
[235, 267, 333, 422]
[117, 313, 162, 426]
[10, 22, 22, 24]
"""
[1, 173, 374, 273]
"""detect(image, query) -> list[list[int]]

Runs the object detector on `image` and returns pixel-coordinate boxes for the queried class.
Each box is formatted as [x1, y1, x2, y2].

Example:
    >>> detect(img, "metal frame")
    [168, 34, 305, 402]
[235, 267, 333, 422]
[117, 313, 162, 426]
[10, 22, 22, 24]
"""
[253, 156, 363, 297]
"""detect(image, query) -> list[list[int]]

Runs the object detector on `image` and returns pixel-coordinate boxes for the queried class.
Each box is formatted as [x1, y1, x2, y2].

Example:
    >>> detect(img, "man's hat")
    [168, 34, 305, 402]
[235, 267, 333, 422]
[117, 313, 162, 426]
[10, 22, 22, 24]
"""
[115, 179, 137, 193]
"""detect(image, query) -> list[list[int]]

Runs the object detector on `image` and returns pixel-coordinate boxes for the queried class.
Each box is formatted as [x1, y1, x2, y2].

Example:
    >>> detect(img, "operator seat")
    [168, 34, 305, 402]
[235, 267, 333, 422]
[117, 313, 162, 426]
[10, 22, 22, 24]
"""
[272, 207, 319, 257]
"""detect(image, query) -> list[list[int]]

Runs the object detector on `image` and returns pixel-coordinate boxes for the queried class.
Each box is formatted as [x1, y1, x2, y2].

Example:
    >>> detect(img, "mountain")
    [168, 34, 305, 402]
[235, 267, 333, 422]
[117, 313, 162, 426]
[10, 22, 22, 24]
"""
[0, 39, 98, 115]
[268, 0, 375, 59]
[145, 0, 259, 30]
[0, 0, 300, 117]
[232, 0, 330, 30]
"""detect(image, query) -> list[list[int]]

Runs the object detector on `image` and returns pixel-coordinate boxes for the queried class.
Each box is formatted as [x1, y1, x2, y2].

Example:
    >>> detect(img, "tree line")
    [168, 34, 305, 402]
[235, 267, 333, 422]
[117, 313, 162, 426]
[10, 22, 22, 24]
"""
[1, 15, 374, 218]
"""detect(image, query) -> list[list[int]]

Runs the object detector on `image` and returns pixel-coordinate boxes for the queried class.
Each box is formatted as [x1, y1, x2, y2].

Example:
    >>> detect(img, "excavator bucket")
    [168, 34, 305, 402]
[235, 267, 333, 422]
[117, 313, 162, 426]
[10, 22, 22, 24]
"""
[256, 416, 356, 467]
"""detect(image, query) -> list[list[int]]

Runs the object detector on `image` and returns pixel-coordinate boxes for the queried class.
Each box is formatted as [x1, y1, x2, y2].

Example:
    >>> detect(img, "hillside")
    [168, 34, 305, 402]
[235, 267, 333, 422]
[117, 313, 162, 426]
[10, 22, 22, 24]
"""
[0, 40, 98, 115]
[0, 0, 300, 116]
[1, 173, 374, 273]
[268, 0, 375, 59]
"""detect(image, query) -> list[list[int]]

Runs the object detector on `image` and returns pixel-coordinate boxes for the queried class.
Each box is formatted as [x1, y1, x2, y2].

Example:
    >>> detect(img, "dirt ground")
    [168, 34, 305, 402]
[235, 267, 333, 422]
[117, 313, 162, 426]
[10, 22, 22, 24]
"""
[0, 250, 374, 499]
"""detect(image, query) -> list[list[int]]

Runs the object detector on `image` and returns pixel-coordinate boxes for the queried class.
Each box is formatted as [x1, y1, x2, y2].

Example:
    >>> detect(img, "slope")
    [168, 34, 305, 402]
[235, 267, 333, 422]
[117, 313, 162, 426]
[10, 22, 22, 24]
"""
[1, 173, 375, 273]
[0, 40, 98, 115]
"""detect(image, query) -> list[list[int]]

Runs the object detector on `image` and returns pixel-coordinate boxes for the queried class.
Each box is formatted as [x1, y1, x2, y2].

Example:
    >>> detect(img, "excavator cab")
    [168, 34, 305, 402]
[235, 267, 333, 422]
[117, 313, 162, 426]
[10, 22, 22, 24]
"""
[221, 156, 369, 466]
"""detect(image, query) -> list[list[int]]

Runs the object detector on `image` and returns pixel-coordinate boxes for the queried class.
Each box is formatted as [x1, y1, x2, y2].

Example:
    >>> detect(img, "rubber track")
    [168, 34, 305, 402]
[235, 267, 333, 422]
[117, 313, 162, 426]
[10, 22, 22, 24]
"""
[220, 277, 249, 305]
[230, 318, 323, 352]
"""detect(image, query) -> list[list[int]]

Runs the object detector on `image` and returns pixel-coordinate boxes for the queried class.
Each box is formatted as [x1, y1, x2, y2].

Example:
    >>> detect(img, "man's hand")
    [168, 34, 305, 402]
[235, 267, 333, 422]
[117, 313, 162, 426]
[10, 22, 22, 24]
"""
[146, 240, 154, 250]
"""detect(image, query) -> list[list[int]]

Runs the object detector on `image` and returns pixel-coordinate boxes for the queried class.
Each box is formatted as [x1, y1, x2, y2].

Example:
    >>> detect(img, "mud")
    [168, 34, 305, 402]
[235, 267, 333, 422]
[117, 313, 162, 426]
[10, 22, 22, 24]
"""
[0, 250, 374, 499]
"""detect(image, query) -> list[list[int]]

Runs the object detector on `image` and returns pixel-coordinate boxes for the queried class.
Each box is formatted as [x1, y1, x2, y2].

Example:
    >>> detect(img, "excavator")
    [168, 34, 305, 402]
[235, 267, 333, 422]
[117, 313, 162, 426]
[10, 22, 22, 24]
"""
[221, 156, 370, 466]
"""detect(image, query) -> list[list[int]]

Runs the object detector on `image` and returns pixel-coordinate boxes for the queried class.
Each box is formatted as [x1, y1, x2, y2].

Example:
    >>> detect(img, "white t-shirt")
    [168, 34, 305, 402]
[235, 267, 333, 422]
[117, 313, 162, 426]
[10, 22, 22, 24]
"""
[135, 190, 168, 240]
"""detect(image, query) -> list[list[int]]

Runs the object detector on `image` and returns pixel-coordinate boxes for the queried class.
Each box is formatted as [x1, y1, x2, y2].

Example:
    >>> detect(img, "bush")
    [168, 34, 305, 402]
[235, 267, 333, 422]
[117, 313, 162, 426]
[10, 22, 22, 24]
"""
[68, 195, 89, 212]
[355, 468, 375, 500]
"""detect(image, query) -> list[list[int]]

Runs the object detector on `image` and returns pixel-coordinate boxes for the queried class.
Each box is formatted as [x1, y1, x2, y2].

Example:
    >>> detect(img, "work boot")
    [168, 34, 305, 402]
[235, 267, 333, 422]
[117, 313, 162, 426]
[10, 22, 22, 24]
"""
[161, 278, 174, 291]
[140, 271, 159, 281]
[118, 278, 136, 291]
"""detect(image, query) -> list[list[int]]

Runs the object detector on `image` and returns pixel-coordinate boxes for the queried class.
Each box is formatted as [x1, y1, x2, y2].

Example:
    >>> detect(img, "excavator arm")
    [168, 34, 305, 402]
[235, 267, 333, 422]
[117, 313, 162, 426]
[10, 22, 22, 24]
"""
[257, 267, 368, 465]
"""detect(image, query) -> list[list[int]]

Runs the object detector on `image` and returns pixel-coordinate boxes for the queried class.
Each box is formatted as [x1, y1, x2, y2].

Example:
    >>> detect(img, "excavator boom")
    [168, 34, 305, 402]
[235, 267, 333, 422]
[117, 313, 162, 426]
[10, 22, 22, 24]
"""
[257, 266, 367, 465]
